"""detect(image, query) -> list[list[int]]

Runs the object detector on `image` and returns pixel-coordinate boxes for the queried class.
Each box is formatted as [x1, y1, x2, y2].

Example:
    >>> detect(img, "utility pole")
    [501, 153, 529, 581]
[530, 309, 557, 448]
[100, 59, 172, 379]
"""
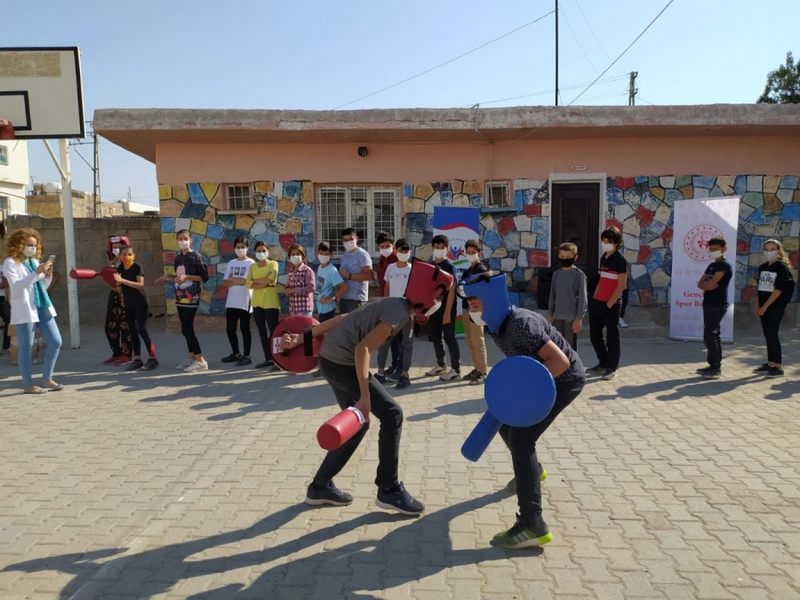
[555, 0, 559, 106]
[92, 126, 101, 217]
[628, 71, 638, 106]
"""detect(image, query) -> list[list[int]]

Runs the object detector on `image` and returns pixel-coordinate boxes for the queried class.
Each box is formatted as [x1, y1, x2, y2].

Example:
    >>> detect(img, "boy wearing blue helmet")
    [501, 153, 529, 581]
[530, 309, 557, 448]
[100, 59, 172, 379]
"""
[461, 271, 585, 549]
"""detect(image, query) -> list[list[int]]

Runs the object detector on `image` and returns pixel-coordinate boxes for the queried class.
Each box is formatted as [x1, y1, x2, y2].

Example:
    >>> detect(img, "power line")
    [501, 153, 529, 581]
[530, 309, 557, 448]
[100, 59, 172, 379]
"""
[333, 10, 555, 110]
[568, 0, 674, 106]
[573, 0, 612, 62]
[472, 74, 628, 106]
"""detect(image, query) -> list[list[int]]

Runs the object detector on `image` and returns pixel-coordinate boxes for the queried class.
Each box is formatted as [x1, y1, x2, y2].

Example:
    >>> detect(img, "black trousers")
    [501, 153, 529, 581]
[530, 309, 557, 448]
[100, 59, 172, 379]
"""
[339, 299, 363, 314]
[177, 306, 201, 354]
[253, 307, 279, 362]
[314, 356, 403, 489]
[429, 305, 460, 371]
[125, 300, 155, 358]
[589, 299, 621, 370]
[499, 378, 584, 526]
[226, 307, 251, 356]
[702, 304, 727, 369]
[760, 305, 786, 364]
[0, 296, 10, 350]
[105, 290, 131, 357]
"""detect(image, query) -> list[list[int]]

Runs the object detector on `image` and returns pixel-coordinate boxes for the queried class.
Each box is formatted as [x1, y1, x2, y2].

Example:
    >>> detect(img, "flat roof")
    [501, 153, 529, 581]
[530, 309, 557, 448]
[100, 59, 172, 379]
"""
[93, 104, 800, 163]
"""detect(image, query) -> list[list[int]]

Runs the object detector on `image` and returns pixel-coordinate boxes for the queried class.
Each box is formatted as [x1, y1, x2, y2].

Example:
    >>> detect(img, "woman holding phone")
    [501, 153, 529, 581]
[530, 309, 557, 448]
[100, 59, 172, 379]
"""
[2, 228, 63, 394]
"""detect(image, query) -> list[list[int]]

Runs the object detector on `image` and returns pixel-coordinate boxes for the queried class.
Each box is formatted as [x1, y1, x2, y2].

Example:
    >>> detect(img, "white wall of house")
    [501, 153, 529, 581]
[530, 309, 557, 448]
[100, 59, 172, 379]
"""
[0, 139, 29, 214]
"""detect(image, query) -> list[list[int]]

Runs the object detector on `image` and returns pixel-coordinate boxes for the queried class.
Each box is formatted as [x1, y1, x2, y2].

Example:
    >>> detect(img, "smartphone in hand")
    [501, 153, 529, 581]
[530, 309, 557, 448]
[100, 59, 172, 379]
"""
[47, 255, 56, 264]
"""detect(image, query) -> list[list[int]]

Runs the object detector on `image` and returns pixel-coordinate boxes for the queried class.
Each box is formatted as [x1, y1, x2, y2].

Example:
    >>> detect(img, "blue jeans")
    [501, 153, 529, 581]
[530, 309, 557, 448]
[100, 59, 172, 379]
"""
[16, 309, 62, 387]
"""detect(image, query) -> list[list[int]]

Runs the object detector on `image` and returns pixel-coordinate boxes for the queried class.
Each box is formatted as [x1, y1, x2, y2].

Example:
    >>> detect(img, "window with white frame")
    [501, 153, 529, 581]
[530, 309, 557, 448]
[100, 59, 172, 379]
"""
[316, 185, 401, 255]
[485, 181, 512, 208]
[225, 184, 254, 211]
[0, 196, 8, 211]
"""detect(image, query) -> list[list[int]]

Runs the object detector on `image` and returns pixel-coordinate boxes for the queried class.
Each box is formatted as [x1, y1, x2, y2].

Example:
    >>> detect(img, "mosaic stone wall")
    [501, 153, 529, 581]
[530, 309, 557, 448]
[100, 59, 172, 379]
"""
[159, 174, 800, 315]
[606, 175, 800, 305]
[158, 181, 314, 315]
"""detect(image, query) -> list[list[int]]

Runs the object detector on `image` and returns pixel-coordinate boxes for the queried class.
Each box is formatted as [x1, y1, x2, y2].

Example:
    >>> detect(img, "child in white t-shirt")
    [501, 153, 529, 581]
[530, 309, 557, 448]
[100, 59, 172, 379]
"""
[375, 239, 414, 389]
[221, 236, 255, 366]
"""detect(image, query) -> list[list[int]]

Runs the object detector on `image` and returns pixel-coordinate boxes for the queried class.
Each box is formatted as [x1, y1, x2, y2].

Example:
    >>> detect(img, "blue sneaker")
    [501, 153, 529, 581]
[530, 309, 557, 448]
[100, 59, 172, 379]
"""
[304, 481, 353, 507]
[376, 482, 424, 515]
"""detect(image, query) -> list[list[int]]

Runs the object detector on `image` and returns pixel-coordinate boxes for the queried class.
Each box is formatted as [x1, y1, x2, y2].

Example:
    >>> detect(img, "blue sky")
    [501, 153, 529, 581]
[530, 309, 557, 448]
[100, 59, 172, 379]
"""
[6, 0, 798, 207]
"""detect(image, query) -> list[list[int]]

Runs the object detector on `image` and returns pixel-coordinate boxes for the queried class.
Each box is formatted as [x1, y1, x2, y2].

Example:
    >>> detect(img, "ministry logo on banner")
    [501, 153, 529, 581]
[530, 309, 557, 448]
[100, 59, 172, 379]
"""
[670, 197, 740, 341]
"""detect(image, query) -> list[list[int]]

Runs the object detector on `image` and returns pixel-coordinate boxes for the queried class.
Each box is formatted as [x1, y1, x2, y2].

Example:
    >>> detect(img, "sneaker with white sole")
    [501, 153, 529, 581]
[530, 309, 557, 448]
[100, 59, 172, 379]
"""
[439, 369, 460, 382]
[305, 481, 353, 507]
[376, 482, 424, 515]
[176, 358, 194, 371]
[619, 317, 628, 329]
[184, 359, 209, 373]
[425, 365, 448, 376]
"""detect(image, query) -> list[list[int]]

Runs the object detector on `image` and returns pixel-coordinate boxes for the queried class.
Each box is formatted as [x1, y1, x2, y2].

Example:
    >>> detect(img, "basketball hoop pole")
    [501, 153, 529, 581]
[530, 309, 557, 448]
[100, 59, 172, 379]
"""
[59, 140, 80, 348]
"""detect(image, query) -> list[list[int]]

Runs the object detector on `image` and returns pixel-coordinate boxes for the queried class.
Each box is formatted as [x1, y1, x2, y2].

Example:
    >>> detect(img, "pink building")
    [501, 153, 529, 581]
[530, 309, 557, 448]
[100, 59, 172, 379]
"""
[95, 104, 800, 316]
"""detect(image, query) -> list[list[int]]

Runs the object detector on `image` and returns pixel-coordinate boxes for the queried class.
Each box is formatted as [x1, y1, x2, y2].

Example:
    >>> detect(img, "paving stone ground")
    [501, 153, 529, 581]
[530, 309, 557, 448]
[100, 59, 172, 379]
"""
[0, 320, 798, 600]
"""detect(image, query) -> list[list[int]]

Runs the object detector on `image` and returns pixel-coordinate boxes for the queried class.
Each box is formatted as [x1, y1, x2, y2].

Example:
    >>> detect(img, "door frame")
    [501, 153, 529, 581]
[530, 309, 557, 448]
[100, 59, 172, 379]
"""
[548, 172, 607, 269]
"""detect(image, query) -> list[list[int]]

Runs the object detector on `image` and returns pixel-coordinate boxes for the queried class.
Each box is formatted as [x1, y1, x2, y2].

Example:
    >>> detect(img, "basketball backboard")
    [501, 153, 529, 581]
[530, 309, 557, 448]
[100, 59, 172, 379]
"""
[0, 47, 85, 139]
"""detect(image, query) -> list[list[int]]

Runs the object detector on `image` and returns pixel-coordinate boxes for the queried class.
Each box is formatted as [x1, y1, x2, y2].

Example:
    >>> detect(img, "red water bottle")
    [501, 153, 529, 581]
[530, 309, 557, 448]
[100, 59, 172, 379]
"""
[317, 407, 366, 450]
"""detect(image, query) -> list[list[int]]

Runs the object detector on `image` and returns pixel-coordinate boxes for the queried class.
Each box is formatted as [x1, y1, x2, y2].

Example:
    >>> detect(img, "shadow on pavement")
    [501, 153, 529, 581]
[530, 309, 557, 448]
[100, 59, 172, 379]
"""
[3, 491, 528, 600]
[407, 396, 485, 421]
[589, 374, 767, 402]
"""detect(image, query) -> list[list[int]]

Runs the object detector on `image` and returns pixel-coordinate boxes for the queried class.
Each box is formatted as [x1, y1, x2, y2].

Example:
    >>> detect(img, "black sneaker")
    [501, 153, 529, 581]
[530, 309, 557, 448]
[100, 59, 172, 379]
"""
[236, 356, 252, 366]
[492, 514, 552, 549]
[374, 373, 388, 384]
[463, 368, 479, 381]
[126, 358, 144, 372]
[140, 358, 159, 371]
[255, 360, 274, 369]
[601, 369, 617, 380]
[766, 367, 784, 378]
[386, 367, 401, 382]
[376, 482, 424, 515]
[312, 369, 323, 377]
[753, 363, 771, 373]
[469, 373, 486, 386]
[587, 364, 605, 374]
[701, 368, 721, 380]
[304, 481, 353, 507]
[222, 354, 241, 363]
[396, 375, 411, 390]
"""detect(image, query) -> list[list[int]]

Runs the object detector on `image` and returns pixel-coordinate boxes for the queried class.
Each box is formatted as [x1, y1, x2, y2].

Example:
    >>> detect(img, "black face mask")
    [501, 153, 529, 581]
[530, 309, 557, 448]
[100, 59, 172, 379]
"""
[559, 258, 575, 268]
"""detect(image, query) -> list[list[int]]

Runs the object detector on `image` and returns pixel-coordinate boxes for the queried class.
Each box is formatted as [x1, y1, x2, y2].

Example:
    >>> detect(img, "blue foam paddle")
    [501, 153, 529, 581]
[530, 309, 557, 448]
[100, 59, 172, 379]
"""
[461, 356, 557, 462]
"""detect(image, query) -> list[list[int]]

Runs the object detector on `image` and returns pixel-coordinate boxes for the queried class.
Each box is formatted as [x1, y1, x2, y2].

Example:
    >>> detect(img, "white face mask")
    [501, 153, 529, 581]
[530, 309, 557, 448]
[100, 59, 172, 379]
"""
[469, 311, 486, 327]
[764, 250, 778, 261]
[23, 245, 37, 258]
[177, 239, 190, 250]
[466, 253, 480, 264]
[709, 250, 723, 260]
[396, 252, 411, 262]
[255, 251, 268, 261]
[234, 248, 247, 258]
[343, 240, 357, 252]
[423, 300, 442, 317]
[317, 254, 331, 265]
[432, 248, 447, 260]
[289, 255, 303, 266]
[379, 247, 393, 258]
[601, 243, 615, 253]
[112, 247, 121, 257]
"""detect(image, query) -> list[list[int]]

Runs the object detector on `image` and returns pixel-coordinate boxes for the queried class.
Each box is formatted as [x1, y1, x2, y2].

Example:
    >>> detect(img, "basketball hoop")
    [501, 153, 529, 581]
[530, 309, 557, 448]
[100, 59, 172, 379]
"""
[0, 119, 14, 140]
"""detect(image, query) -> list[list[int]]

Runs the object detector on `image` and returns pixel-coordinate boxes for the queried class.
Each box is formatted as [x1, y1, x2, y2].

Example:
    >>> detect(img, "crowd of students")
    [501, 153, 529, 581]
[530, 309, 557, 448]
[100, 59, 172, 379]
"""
[0, 225, 794, 393]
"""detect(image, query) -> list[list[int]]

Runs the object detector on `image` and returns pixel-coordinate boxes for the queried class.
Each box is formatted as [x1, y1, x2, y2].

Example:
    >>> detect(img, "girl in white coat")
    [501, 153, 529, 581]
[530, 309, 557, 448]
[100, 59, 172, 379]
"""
[2, 228, 63, 394]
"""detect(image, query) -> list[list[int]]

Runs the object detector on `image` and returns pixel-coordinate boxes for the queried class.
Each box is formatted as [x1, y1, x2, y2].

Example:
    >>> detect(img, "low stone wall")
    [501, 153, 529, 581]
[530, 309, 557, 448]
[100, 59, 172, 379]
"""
[4, 215, 165, 325]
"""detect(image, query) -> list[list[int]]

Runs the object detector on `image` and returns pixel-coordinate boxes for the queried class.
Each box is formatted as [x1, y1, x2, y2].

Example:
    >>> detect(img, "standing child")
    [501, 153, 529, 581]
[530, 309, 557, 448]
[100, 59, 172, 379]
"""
[588, 227, 627, 380]
[460, 239, 489, 385]
[754, 239, 795, 378]
[695, 237, 732, 380]
[284, 245, 315, 318]
[159, 229, 209, 372]
[338, 228, 373, 314]
[103, 236, 133, 365]
[246, 242, 280, 369]
[376, 232, 401, 376]
[375, 239, 413, 388]
[221, 237, 255, 366]
[426, 234, 460, 381]
[548, 242, 588, 350]
[315, 242, 347, 323]
[113, 245, 158, 371]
